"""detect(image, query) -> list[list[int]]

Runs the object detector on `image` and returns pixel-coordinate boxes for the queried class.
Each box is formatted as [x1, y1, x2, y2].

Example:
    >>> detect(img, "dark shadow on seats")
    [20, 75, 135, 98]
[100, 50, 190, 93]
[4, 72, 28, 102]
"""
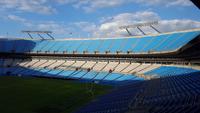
[0, 39, 36, 53]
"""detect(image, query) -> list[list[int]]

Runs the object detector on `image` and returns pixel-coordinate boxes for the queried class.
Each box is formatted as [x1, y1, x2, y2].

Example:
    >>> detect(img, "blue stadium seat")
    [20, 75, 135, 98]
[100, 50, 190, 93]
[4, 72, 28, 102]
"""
[132, 36, 152, 53]
[67, 40, 82, 53]
[93, 72, 110, 80]
[103, 73, 122, 81]
[163, 31, 200, 51]
[0, 39, 15, 53]
[110, 38, 125, 53]
[142, 35, 167, 52]
[155, 33, 181, 52]
[121, 38, 138, 53]
[98, 39, 113, 53]
[81, 71, 98, 79]
[75, 71, 200, 113]
[71, 70, 88, 78]
[87, 40, 102, 53]
[57, 41, 72, 53]
[144, 66, 199, 77]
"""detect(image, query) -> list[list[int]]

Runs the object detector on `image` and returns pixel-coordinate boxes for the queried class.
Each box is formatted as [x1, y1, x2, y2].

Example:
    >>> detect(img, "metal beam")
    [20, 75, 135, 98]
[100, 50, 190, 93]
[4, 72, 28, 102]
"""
[27, 33, 33, 39]
[137, 27, 146, 35]
[119, 21, 158, 29]
[22, 31, 52, 34]
[150, 25, 161, 33]
[119, 21, 159, 36]
[125, 28, 133, 36]
[21, 30, 53, 40]
[47, 33, 54, 40]
[37, 34, 45, 40]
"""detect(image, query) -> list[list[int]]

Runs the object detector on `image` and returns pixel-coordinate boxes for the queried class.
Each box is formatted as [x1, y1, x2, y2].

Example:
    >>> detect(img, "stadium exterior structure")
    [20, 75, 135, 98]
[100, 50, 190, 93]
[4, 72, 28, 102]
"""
[1, 28, 200, 113]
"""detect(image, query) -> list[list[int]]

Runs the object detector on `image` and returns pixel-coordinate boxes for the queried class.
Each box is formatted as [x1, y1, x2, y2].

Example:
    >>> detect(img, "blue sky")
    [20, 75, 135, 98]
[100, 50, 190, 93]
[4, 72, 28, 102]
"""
[0, 0, 200, 39]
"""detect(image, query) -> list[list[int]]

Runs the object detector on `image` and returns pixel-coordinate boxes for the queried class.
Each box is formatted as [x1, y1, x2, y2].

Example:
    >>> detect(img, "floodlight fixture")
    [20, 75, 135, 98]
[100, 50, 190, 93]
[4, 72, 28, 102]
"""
[119, 21, 158, 29]
[119, 21, 160, 36]
[21, 31, 54, 40]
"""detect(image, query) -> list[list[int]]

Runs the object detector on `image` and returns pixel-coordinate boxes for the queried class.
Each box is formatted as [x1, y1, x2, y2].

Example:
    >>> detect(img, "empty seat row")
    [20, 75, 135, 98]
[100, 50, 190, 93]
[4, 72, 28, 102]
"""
[0, 66, 144, 85]
[144, 66, 199, 77]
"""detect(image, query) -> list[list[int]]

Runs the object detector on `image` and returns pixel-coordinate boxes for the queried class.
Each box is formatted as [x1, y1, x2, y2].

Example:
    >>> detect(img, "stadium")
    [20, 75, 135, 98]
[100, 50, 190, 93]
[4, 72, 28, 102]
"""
[0, 1, 200, 113]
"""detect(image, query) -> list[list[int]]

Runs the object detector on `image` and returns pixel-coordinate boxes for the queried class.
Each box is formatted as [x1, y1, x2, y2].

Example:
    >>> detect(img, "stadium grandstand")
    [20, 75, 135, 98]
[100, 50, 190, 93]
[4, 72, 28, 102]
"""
[1, 24, 200, 112]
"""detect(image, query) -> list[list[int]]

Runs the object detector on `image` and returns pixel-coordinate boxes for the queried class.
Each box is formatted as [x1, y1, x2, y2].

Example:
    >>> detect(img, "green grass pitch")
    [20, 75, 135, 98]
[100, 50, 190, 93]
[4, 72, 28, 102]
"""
[0, 76, 112, 113]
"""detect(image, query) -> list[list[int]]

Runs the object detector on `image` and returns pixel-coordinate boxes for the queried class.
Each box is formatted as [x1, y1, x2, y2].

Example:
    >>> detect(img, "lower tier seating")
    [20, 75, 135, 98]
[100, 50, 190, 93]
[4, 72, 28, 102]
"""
[1, 58, 200, 85]
[0, 66, 144, 85]
[144, 66, 199, 77]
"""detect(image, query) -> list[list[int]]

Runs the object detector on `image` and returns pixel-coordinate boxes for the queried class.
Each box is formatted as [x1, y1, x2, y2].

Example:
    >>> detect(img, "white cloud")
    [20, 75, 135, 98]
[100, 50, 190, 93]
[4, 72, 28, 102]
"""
[74, 22, 97, 33]
[23, 21, 72, 36]
[95, 11, 160, 37]
[4, 11, 200, 38]
[135, 0, 192, 7]
[7, 14, 27, 22]
[56, 0, 193, 12]
[76, 11, 200, 38]
[158, 19, 200, 32]
[5, 14, 71, 36]
[73, 0, 126, 12]
[0, 0, 56, 14]
[56, 0, 77, 4]
[0, 0, 193, 14]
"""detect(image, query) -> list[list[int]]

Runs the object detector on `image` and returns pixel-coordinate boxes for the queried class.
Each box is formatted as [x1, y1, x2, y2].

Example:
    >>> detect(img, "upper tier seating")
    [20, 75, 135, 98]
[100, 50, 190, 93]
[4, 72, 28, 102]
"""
[0, 30, 199, 54]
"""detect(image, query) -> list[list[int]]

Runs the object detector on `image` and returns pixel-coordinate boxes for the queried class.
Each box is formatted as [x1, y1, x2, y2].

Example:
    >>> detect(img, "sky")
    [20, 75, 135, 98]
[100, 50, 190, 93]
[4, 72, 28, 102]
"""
[0, 0, 200, 39]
